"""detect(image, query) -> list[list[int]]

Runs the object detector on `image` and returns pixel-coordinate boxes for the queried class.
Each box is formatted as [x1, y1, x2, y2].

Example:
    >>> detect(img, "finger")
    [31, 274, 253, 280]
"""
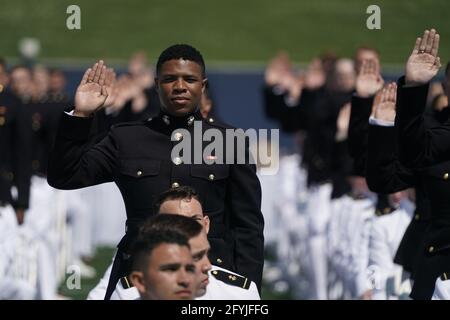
[98, 65, 107, 86]
[380, 87, 387, 104]
[107, 68, 116, 87]
[88, 63, 98, 82]
[93, 60, 104, 83]
[80, 68, 91, 85]
[419, 30, 429, 52]
[412, 37, 421, 55]
[392, 83, 398, 104]
[388, 83, 396, 102]
[431, 33, 440, 57]
[426, 29, 436, 54]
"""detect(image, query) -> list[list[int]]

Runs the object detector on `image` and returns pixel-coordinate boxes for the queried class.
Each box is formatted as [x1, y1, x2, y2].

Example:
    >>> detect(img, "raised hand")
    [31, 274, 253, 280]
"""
[336, 102, 351, 141]
[264, 51, 292, 87]
[74, 60, 109, 117]
[103, 68, 117, 109]
[373, 82, 397, 122]
[405, 29, 441, 86]
[355, 59, 384, 98]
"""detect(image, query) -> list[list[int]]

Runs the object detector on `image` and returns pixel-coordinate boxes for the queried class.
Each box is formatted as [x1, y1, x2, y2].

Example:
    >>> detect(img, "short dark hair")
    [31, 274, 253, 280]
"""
[0, 57, 6, 69]
[140, 214, 203, 240]
[156, 44, 206, 77]
[153, 185, 203, 214]
[445, 61, 450, 78]
[130, 228, 190, 271]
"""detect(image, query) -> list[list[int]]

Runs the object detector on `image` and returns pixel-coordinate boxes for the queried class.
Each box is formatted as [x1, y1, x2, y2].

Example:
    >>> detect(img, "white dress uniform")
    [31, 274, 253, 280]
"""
[197, 265, 260, 300]
[0, 204, 36, 299]
[432, 276, 450, 300]
[87, 262, 259, 300]
[369, 202, 413, 300]
[22, 175, 59, 299]
[338, 195, 375, 298]
[306, 182, 333, 299]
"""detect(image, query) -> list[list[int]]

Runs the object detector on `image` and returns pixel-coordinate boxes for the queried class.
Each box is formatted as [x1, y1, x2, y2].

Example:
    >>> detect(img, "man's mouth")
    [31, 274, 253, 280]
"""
[175, 289, 192, 298]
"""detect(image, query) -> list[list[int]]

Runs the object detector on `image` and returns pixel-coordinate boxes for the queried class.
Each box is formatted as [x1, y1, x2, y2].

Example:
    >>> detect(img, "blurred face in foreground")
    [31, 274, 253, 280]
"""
[132, 243, 196, 300]
[188, 230, 212, 297]
[158, 197, 212, 297]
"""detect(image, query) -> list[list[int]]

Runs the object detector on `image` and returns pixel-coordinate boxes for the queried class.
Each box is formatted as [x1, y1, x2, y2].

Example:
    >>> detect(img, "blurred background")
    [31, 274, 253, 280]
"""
[1, 0, 450, 300]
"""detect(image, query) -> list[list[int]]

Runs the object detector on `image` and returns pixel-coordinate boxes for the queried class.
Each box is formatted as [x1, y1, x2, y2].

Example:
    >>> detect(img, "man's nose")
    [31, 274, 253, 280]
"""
[178, 269, 192, 287]
[202, 258, 212, 274]
[173, 78, 187, 91]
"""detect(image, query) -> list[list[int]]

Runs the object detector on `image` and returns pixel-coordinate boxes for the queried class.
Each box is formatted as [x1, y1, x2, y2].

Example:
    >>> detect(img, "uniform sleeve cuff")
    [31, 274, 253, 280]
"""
[369, 116, 395, 127]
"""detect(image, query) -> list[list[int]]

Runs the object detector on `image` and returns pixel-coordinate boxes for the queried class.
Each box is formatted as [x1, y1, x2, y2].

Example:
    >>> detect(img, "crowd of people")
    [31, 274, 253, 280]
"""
[1, 28, 450, 300]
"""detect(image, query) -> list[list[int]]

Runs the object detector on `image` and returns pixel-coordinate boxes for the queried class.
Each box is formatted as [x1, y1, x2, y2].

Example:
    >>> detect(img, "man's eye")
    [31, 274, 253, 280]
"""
[162, 77, 176, 82]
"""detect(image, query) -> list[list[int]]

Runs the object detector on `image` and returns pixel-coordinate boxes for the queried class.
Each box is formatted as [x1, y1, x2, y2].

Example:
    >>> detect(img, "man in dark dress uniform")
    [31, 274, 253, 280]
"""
[0, 60, 31, 223]
[393, 28, 450, 299]
[47, 45, 264, 299]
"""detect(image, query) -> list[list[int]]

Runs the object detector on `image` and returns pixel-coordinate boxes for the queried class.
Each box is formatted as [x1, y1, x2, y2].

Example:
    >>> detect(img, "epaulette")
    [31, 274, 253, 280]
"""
[211, 270, 250, 289]
[375, 206, 396, 217]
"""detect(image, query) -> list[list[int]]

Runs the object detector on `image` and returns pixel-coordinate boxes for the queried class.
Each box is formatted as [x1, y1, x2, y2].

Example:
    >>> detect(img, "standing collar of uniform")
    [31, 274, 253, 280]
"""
[156, 108, 203, 128]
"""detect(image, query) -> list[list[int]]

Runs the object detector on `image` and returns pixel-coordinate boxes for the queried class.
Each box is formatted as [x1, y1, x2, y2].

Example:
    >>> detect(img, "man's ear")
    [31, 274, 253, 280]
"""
[203, 215, 210, 234]
[202, 78, 208, 94]
[130, 271, 146, 295]
[154, 78, 159, 90]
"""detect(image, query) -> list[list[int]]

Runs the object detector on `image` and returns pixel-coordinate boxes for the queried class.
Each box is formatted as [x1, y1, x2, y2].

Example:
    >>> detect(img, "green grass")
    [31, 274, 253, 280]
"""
[0, 0, 449, 65]
[58, 246, 115, 300]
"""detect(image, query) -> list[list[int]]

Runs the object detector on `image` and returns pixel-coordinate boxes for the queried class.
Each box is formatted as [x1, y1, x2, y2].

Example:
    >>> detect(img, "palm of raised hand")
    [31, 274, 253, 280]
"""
[406, 53, 439, 85]
[405, 29, 441, 85]
[374, 101, 396, 122]
[374, 82, 397, 122]
[356, 73, 382, 97]
[75, 82, 106, 112]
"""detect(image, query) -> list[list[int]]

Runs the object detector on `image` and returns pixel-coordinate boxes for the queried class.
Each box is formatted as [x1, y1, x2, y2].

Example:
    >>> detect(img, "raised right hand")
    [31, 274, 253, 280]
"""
[373, 82, 397, 122]
[74, 60, 110, 117]
[355, 59, 384, 98]
[405, 29, 441, 86]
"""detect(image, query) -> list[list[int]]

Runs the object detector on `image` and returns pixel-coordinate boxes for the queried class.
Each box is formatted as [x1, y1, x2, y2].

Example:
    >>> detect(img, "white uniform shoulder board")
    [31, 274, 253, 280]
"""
[210, 270, 250, 290]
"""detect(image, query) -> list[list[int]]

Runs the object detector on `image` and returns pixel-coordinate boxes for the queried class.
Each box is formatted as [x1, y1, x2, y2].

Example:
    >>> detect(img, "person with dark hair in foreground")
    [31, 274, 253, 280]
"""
[129, 229, 196, 300]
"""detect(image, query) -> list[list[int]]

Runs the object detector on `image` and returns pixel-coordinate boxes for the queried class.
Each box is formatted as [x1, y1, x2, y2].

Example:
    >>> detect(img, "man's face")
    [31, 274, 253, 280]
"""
[133, 243, 196, 300]
[156, 59, 207, 116]
[0, 65, 8, 87]
[355, 49, 379, 73]
[189, 231, 212, 297]
[10, 68, 33, 98]
[159, 198, 210, 233]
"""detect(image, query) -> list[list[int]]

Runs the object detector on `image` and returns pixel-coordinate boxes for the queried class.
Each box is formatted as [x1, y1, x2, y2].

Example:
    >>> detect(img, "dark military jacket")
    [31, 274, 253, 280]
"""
[47, 109, 264, 289]
[395, 77, 450, 299]
[27, 96, 69, 176]
[262, 85, 352, 196]
[0, 89, 31, 209]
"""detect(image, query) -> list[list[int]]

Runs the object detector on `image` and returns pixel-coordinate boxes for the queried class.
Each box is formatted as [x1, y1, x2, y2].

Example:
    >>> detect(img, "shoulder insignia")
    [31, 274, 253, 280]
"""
[211, 270, 250, 289]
